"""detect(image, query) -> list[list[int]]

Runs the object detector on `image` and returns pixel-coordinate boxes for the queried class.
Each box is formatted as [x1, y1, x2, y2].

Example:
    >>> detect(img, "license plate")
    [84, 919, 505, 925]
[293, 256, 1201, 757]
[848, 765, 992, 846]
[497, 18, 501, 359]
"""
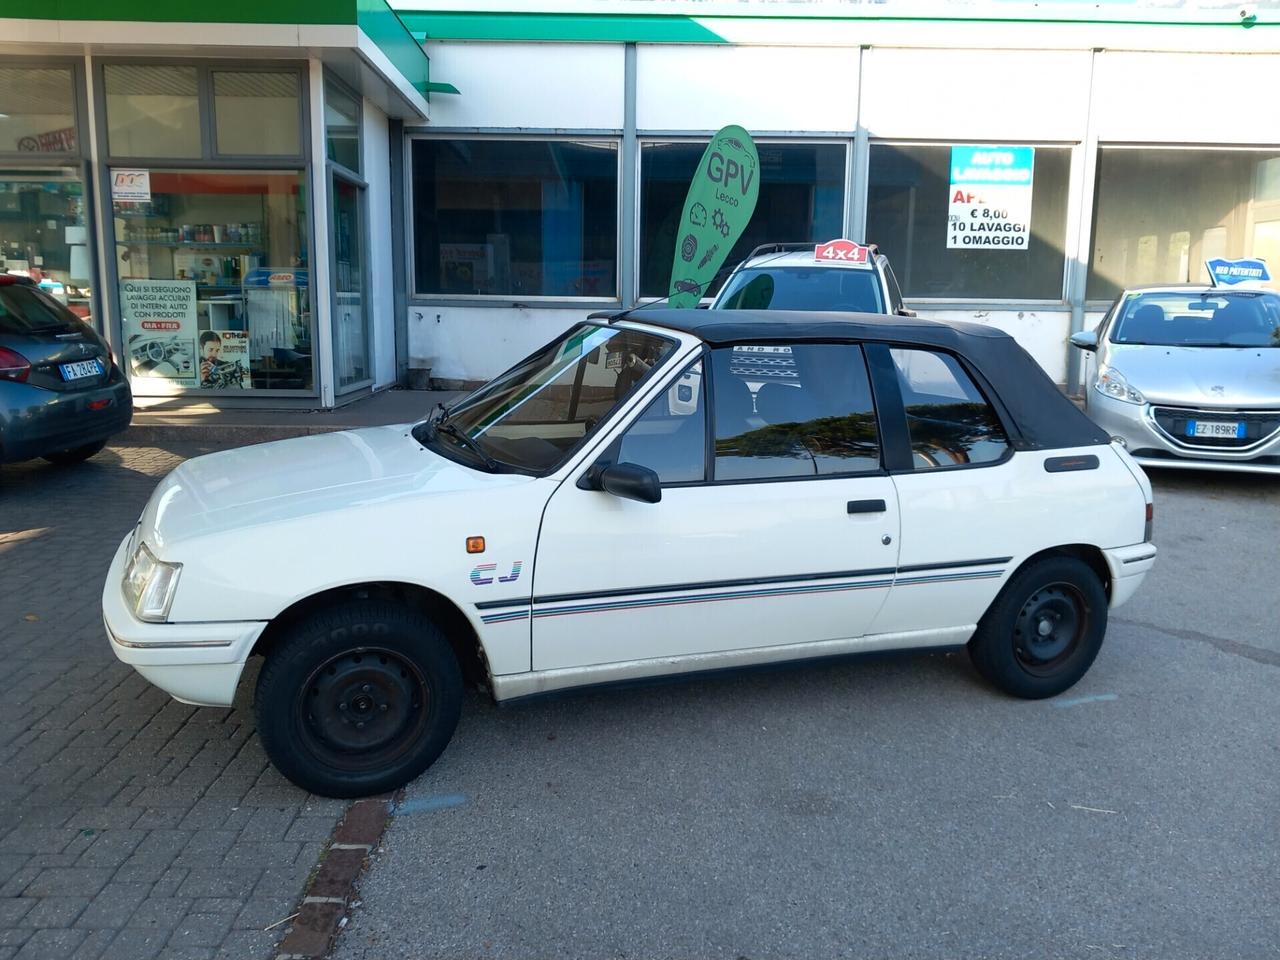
[1187, 420, 1245, 439]
[59, 359, 103, 381]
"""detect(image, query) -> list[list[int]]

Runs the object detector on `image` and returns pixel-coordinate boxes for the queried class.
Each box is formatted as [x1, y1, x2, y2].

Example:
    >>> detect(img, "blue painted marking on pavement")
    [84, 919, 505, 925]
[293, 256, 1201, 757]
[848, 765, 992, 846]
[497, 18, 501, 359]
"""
[1052, 693, 1118, 708]
[394, 793, 468, 814]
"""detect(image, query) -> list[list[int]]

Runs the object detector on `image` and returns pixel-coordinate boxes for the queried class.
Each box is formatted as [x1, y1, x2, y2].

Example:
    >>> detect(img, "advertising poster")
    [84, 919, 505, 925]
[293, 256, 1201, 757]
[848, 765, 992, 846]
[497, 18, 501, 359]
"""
[199, 331, 250, 389]
[111, 169, 152, 204]
[121, 279, 197, 381]
[946, 146, 1035, 250]
[668, 124, 761, 307]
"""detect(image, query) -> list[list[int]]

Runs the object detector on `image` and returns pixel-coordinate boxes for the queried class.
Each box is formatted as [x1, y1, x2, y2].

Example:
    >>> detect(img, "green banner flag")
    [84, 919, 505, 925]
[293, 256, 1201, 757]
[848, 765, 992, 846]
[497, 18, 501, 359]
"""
[667, 125, 760, 308]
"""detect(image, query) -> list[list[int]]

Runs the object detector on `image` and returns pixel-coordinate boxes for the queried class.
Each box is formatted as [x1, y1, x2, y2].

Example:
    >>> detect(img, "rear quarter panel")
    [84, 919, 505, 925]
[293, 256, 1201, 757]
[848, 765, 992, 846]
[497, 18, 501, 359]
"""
[870, 445, 1145, 634]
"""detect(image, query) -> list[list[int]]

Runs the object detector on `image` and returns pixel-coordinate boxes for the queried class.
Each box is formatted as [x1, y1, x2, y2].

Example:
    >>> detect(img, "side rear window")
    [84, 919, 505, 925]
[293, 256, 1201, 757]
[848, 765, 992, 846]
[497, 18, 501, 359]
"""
[883, 263, 904, 313]
[889, 348, 1009, 469]
[711, 343, 880, 481]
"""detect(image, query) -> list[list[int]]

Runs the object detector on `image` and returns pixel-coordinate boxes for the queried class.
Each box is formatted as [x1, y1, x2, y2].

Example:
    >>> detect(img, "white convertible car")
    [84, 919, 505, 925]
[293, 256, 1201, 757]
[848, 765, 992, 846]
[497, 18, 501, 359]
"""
[105, 310, 1156, 797]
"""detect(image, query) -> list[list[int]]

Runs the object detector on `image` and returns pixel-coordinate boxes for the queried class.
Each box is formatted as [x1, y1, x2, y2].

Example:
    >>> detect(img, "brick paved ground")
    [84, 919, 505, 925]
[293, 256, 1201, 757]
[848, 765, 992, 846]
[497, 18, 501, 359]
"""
[0, 444, 346, 960]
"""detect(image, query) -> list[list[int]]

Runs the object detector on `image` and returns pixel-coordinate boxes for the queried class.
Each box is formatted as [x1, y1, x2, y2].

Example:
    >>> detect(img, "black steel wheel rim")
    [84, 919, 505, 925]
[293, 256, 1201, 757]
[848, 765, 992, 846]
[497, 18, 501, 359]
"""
[296, 648, 430, 772]
[1013, 581, 1087, 677]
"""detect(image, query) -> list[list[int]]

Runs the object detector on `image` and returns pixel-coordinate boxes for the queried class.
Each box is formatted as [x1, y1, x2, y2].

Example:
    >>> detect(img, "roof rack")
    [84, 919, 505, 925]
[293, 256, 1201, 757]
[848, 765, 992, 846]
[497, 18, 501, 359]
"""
[743, 241, 880, 261]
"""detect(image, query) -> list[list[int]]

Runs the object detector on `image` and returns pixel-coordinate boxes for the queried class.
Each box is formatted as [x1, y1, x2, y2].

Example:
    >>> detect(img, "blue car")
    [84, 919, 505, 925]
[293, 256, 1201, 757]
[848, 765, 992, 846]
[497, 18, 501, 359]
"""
[0, 275, 132, 468]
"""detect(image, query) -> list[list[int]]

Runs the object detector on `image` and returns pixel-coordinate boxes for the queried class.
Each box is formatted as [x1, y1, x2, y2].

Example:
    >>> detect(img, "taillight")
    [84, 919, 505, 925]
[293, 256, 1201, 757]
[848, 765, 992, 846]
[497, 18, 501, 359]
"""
[0, 346, 31, 383]
[1144, 501, 1153, 542]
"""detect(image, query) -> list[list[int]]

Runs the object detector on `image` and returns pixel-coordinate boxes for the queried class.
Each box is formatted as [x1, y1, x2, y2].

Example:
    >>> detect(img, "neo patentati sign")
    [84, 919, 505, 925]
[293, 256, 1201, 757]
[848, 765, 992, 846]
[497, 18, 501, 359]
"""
[947, 146, 1035, 251]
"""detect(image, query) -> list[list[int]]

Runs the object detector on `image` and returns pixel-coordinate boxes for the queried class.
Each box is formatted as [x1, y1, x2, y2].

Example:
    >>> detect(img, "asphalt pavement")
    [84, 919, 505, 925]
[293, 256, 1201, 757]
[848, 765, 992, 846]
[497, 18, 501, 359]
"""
[334, 468, 1280, 960]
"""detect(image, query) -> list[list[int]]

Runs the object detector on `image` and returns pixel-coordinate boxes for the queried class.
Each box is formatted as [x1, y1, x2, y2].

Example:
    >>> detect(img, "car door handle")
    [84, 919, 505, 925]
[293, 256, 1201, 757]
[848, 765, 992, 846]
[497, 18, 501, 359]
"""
[847, 499, 887, 514]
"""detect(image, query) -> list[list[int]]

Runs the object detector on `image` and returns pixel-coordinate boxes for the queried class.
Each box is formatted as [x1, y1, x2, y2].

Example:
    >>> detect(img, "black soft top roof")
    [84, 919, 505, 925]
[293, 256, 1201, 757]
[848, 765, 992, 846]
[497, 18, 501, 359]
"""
[593, 308, 1109, 451]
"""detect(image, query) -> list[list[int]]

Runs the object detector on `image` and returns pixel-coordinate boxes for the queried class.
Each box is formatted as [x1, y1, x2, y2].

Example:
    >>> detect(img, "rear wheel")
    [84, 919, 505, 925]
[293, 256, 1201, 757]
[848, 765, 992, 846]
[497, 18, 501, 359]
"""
[42, 439, 108, 466]
[254, 600, 462, 798]
[968, 556, 1108, 699]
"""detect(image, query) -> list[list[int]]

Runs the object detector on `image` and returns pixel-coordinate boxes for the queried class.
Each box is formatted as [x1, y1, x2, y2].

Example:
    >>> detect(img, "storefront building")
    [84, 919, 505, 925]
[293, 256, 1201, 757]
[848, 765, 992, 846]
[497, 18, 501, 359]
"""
[5, 1, 1280, 401]
[1, 0, 445, 406]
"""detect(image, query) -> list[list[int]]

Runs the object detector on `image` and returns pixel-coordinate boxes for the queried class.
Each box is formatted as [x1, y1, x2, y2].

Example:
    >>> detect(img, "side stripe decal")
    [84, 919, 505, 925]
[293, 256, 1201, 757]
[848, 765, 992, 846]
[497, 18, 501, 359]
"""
[478, 565, 1006, 625]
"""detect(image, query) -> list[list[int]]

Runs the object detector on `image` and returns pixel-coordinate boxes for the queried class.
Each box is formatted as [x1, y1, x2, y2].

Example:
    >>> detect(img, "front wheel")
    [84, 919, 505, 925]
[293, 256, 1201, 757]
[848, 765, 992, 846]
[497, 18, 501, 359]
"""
[254, 600, 463, 798]
[968, 556, 1108, 700]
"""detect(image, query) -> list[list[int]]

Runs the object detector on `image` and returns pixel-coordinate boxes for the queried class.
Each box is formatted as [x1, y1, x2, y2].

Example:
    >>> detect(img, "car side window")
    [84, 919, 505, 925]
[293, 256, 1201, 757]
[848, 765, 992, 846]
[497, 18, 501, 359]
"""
[711, 343, 880, 481]
[889, 348, 1010, 469]
[616, 359, 707, 484]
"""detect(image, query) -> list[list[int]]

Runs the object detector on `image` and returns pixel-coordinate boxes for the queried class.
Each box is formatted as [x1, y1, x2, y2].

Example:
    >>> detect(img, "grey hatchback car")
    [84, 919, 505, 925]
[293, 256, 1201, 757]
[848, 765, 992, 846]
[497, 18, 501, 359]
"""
[0, 275, 131, 467]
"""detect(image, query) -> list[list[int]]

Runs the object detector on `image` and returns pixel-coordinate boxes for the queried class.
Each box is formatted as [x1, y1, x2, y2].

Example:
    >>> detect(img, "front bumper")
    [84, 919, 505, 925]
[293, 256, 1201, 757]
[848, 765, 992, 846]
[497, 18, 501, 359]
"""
[1086, 389, 1280, 475]
[103, 533, 266, 707]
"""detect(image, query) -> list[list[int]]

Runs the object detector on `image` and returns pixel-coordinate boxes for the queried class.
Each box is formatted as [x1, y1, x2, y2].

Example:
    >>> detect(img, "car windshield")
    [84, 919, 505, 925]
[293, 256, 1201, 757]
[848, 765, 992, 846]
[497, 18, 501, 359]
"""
[414, 323, 677, 474]
[717, 267, 885, 313]
[0, 283, 83, 335]
[1110, 291, 1280, 347]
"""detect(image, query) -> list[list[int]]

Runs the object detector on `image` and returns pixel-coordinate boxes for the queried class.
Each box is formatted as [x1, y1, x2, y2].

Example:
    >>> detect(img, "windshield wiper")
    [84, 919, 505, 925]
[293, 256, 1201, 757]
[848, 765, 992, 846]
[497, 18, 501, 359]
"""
[436, 421, 503, 472]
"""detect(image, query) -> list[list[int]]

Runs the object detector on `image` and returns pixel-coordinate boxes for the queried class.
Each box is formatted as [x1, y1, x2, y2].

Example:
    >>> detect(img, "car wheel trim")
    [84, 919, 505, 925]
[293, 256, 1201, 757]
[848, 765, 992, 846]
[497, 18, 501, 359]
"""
[1012, 582, 1087, 677]
[296, 646, 431, 772]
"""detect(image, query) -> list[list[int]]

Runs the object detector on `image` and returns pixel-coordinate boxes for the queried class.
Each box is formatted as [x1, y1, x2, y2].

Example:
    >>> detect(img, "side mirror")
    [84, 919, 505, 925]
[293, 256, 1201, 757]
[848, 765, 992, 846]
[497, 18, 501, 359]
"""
[598, 462, 662, 504]
[895, 307, 917, 318]
[1070, 330, 1099, 351]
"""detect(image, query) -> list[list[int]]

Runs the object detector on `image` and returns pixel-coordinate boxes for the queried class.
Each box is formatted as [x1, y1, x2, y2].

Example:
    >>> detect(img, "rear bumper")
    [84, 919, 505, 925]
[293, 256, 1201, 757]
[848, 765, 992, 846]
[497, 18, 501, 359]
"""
[1101, 542, 1157, 610]
[0, 374, 132, 463]
[103, 532, 264, 707]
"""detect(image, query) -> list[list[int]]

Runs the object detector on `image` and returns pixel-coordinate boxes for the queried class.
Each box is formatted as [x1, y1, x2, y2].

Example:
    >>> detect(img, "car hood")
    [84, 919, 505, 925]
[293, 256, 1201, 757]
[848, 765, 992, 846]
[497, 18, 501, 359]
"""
[139, 424, 540, 551]
[1105, 344, 1280, 407]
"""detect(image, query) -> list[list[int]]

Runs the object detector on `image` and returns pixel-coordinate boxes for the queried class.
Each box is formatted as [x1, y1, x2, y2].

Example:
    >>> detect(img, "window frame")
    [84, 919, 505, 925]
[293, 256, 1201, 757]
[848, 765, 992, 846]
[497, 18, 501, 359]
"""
[323, 72, 362, 179]
[1084, 142, 1280, 309]
[635, 136, 853, 304]
[0, 57, 89, 164]
[405, 131, 625, 305]
[866, 342, 1016, 475]
[91, 57, 317, 399]
[866, 138, 1077, 308]
[95, 58, 308, 167]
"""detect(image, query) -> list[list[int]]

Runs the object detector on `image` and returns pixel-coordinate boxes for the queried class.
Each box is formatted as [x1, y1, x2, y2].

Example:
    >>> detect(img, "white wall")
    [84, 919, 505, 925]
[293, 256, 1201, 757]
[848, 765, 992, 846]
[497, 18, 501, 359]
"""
[915, 308, 1072, 385]
[636, 45, 858, 132]
[861, 48, 1093, 141]
[362, 98, 397, 389]
[408, 305, 587, 383]
[421, 41, 624, 129]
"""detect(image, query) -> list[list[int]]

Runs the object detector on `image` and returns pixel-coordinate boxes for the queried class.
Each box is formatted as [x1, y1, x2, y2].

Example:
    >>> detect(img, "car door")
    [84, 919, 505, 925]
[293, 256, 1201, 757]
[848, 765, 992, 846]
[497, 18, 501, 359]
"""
[530, 341, 901, 672]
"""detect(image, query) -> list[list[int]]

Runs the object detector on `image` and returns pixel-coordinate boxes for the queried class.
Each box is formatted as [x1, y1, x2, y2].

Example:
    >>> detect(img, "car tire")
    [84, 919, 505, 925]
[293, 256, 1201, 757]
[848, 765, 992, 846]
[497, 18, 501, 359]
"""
[42, 439, 108, 466]
[967, 555, 1108, 700]
[254, 599, 463, 798]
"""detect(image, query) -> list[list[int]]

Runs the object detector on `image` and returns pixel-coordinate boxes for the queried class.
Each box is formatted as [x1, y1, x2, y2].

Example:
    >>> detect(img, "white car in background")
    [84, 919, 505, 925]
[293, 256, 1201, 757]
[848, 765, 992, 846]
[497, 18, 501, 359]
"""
[1072, 281, 1280, 474]
[106, 309, 1155, 798]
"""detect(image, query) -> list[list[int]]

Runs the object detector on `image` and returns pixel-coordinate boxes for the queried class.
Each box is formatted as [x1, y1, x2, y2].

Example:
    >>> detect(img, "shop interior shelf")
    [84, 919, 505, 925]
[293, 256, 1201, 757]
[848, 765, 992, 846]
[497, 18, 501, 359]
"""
[119, 241, 259, 249]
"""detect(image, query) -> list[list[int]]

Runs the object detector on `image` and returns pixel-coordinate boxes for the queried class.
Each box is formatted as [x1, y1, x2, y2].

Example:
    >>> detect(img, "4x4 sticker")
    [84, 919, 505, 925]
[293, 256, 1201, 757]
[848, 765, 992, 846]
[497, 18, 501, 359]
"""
[471, 561, 523, 586]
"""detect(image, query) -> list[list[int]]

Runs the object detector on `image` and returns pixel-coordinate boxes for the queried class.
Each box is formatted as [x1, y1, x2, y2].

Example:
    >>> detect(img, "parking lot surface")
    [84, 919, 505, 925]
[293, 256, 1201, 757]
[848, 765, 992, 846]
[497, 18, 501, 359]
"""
[0, 446, 345, 960]
[335, 469, 1280, 960]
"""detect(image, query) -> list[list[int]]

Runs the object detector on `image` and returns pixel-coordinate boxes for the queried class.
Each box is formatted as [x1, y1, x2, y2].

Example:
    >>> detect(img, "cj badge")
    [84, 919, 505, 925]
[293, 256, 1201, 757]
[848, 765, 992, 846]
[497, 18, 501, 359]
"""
[471, 561, 523, 586]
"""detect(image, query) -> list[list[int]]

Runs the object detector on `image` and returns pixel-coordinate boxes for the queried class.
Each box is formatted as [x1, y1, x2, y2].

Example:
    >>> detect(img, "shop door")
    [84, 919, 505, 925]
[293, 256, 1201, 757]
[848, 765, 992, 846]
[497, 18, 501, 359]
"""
[331, 174, 370, 393]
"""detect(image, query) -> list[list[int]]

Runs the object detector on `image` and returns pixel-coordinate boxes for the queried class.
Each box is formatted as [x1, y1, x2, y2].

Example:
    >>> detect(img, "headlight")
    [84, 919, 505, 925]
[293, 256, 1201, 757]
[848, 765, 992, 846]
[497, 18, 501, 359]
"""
[1095, 367, 1145, 405]
[122, 541, 182, 622]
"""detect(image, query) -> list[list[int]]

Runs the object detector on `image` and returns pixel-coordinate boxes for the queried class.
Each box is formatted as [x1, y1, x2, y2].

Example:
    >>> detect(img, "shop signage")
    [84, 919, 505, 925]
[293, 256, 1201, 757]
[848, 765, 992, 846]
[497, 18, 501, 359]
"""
[668, 124, 760, 308]
[111, 170, 152, 204]
[815, 239, 869, 263]
[120, 279, 197, 381]
[17, 127, 77, 153]
[1205, 257, 1270, 287]
[946, 146, 1034, 250]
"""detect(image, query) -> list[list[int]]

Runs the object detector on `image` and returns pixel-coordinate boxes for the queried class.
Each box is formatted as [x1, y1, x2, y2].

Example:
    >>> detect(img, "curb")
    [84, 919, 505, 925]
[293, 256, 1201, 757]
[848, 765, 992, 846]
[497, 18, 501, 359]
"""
[275, 795, 396, 959]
